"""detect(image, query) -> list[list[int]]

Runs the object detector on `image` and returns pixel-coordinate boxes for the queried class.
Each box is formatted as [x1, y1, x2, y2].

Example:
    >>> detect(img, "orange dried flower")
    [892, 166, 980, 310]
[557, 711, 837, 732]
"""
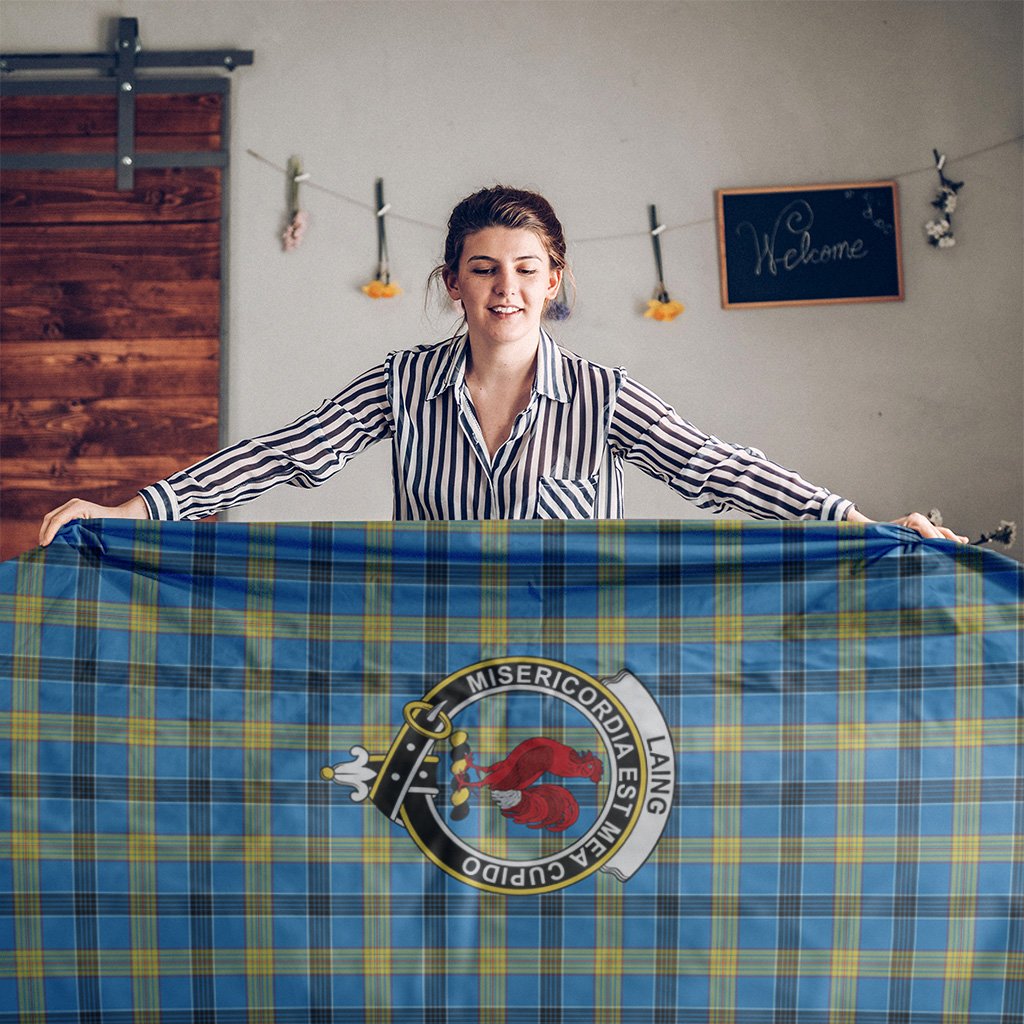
[643, 299, 685, 322]
[361, 279, 402, 299]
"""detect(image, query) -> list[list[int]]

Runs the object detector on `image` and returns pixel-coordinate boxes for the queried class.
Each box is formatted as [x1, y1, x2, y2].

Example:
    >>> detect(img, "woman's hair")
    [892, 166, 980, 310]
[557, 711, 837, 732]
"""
[428, 185, 573, 319]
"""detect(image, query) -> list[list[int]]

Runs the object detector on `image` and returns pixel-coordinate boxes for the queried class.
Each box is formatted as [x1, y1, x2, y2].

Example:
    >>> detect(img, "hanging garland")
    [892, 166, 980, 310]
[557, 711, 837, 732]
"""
[248, 133, 1021, 311]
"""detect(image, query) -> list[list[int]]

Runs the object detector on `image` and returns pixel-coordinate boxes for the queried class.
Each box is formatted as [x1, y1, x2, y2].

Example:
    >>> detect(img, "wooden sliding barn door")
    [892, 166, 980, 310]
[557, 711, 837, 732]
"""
[1, 93, 223, 559]
[1, 60, 236, 560]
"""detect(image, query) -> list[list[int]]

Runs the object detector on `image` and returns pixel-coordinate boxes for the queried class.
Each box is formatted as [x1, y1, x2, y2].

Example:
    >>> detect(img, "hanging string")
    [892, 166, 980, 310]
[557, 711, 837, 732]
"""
[246, 133, 1023, 246]
[246, 149, 440, 231]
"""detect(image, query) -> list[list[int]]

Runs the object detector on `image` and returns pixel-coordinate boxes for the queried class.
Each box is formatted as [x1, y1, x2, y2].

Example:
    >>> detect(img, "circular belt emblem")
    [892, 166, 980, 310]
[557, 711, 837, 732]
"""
[321, 657, 675, 895]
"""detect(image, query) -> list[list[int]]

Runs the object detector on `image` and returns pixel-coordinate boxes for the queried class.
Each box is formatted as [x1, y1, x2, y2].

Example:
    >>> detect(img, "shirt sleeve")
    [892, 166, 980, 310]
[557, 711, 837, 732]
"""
[139, 360, 394, 520]
[607, 374, 855, 521]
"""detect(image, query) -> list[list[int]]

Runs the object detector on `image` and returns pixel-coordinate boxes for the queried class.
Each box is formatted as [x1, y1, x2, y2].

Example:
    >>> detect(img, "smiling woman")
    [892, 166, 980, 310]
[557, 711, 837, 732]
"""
[441, 226, 561, 459]
[38, 185, 967, 544]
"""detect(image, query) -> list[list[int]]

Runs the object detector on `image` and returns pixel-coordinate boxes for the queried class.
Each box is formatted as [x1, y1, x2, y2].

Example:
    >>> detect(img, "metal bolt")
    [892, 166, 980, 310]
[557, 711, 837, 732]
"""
[121, 156, 133, 167]
[120, 81, 133, 92]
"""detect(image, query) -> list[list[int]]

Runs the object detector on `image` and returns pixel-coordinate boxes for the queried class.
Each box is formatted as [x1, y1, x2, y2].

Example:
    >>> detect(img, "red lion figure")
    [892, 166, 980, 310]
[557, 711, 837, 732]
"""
[463, 737, 603, 833]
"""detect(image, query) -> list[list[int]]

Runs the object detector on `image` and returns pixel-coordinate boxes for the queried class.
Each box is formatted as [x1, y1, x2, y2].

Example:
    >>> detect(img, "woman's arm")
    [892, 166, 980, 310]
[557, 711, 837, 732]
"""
[608, 375, 852, 521]
[38, 360, 393, 545]
[609, 375, 968, 542]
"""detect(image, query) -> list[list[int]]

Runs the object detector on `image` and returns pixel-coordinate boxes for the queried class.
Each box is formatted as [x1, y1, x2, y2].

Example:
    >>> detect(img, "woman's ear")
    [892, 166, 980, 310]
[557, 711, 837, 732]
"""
[443, 269, 461, 302]
[547, 267, 562, 299]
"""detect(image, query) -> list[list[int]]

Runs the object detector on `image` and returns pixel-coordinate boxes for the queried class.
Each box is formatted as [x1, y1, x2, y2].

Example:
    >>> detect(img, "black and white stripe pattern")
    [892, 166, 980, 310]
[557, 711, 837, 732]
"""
[140, 332, 853, 522]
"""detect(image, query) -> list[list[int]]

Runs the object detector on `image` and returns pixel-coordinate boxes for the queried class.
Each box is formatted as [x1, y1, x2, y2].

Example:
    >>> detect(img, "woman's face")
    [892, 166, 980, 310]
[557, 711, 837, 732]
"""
[445, 227, 561, 350]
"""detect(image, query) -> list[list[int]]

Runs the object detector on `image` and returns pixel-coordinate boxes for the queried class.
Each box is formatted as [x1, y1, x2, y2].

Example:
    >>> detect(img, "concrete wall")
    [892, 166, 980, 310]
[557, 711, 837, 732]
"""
[3, 0, 1021, 552]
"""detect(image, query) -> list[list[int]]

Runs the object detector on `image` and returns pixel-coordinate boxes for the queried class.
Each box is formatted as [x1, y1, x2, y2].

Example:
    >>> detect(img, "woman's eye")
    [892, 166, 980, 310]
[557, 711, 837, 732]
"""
[469, 266, 537, 276]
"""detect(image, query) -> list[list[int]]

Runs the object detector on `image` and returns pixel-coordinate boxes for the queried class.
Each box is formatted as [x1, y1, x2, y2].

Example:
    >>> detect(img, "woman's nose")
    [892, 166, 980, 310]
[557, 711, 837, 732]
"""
[493, 270, 517, 295]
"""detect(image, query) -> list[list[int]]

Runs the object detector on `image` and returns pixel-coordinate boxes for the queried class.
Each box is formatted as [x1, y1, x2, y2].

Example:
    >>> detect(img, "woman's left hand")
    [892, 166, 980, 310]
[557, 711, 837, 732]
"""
[847, 508, 969, 543]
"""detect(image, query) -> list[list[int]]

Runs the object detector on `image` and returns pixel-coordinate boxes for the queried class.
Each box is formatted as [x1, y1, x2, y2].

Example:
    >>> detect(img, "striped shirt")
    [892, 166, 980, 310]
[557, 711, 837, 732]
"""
[139, 331, 854, 522]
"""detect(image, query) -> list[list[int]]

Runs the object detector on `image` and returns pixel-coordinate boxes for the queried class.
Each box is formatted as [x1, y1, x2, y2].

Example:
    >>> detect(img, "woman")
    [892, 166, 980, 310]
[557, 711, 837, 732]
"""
[39, 186, 967, 544]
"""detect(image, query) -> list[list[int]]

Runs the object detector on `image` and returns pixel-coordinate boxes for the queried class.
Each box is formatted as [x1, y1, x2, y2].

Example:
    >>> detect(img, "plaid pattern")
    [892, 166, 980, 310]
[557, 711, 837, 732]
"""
[0, 519, 1021, 1023]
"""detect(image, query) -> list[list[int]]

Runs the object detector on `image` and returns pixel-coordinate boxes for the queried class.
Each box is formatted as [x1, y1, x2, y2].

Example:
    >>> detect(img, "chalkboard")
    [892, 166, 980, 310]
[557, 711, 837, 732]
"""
[716, 181, 904, 309]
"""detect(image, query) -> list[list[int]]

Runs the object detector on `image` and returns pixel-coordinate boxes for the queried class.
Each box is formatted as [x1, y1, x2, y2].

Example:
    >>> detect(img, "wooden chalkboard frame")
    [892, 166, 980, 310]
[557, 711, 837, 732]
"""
[716, 181, 904, 310]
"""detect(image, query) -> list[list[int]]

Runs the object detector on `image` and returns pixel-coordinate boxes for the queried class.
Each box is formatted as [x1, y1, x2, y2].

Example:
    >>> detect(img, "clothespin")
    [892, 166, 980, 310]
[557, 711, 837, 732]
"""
[287, 156, 310, 217]
[932, 149, 963, 192]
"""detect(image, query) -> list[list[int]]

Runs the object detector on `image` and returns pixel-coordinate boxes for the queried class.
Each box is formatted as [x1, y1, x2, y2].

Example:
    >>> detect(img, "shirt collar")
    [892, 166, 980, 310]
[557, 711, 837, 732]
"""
[426, 329, 570, 403]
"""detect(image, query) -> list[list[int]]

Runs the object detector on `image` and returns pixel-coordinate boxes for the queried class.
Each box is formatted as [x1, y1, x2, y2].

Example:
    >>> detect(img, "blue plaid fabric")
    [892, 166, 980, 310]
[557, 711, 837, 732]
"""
[0, 519, 1021, 1022]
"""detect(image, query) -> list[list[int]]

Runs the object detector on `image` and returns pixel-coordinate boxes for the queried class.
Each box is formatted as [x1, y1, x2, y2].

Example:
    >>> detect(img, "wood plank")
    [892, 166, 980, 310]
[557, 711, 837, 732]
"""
[1, 397, 219, 458]
[0, 94, 223, 138]
[1, 279, 219, 340]
[1, 519, 45, 562]
[1, 134, 222, 155]
[1, 168, 222, 224]
[1, 339, 219, 398]
[1, 455, 206, 520]
[0, 222, 220, 283]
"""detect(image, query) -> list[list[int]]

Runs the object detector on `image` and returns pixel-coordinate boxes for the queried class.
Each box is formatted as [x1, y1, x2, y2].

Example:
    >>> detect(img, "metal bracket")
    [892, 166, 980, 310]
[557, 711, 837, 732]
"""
[1, 16, 254, 191]
[115, 18, 140, 189]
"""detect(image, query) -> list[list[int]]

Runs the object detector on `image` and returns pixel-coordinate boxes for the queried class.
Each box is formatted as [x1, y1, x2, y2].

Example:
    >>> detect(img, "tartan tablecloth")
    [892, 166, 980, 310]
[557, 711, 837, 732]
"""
[0, 519, 1021, 1023]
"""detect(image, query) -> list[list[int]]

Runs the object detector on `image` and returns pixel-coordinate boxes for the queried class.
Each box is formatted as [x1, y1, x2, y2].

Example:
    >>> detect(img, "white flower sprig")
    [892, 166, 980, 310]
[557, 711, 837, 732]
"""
[925, 150, 963, 249]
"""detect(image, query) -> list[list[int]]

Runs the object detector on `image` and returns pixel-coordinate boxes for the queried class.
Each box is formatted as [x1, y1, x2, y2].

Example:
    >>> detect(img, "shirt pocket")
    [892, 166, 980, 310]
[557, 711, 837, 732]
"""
[534, 475, 599, 519]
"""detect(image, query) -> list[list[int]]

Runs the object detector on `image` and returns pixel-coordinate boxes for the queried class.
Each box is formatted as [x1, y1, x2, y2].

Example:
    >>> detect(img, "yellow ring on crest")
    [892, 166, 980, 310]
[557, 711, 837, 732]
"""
[403, 700, 453, 740]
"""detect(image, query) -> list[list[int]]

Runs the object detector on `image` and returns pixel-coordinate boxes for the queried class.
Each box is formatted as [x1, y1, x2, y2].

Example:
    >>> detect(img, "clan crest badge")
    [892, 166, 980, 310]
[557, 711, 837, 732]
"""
[322, 657, 674, 895]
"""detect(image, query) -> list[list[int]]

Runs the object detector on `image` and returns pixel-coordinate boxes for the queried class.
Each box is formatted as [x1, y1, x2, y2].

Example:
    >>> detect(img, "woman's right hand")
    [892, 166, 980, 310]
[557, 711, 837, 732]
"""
[39, 494, 149, 548]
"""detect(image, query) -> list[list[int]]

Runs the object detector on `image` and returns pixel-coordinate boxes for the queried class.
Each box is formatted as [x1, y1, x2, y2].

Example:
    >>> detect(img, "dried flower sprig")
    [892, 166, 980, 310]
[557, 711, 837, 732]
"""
[925, 150, 963, 249]
[362, 177, 400, 299]
[644, 299, 685, 322]
[282, 210, 308, 251]
[972, 521, 1017, 547]
[282, 156, 310, 252]
[361, 279, 402, 299]
[643, 204, 684, 323]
